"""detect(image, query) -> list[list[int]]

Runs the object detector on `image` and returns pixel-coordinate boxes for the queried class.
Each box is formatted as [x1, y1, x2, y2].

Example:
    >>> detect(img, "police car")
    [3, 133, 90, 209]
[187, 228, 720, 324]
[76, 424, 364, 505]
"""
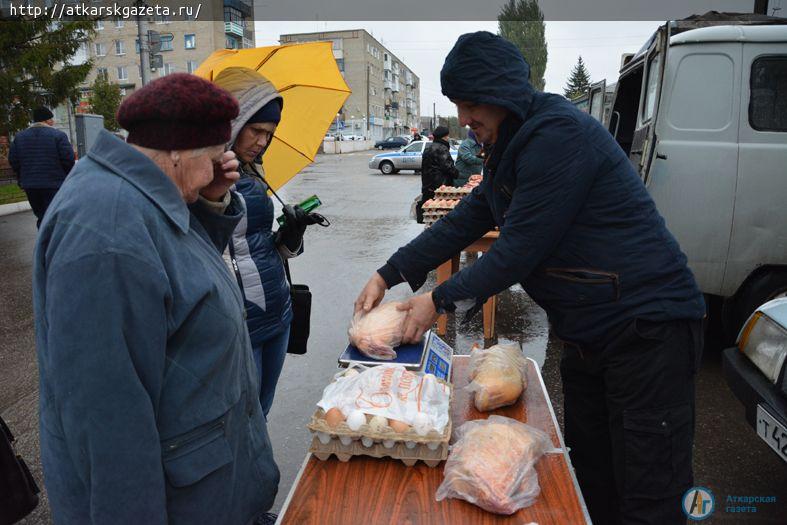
[723, 297, 787, 463]
[368, 141, 458, 175]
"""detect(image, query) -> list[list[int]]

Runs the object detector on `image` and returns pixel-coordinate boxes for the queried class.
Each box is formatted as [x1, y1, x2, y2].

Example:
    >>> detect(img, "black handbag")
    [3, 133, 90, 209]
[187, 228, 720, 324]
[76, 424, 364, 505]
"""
[284, 259, 311, 355]
[0, 416, 39, 525]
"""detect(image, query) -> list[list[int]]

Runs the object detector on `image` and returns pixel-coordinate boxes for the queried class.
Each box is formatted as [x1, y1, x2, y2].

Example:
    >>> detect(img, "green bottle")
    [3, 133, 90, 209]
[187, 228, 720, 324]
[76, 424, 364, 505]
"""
[277, 194, 322, 227]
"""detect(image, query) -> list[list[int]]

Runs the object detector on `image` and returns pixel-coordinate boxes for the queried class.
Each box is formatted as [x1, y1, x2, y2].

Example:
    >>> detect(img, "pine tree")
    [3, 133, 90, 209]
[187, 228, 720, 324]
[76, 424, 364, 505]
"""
[0, 19, 95, 135]
[89, 74, 122, 131]
[564, 56, 591, 100]
[498, 0, 548, 91]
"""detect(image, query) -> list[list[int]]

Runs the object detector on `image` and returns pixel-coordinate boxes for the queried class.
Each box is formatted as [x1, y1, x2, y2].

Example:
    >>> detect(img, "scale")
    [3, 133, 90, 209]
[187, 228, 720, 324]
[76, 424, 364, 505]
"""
[338, 330, 454, 381]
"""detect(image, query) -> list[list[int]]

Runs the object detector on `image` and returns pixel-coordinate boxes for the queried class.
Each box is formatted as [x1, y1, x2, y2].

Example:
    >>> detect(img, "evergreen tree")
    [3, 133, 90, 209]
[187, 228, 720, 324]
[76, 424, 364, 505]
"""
[89, 74, 122, 131]
[498, 0, 548, 91]
[0, 19, 94, 135]
[564, 56, 591, 100]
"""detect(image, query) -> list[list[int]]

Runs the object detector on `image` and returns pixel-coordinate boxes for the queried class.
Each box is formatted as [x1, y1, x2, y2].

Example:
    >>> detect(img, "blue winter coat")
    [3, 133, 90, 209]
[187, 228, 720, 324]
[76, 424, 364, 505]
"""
[382, 32, 705, 347]
[33, 131, 279, 524]
[8, 123, 75, 189]
[217, 68, 293, 346]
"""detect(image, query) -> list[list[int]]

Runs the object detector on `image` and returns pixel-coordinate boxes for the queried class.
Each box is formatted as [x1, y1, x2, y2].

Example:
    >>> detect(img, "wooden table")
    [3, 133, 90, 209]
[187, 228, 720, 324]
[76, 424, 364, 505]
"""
[436, 231, 500, 340]
[277, 356, 590, 525]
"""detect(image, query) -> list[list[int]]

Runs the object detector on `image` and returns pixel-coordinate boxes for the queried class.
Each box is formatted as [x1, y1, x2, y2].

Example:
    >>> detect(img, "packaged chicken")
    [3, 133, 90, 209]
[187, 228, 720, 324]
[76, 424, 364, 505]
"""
[467, 343, 527, 411]
[348, 302, 408, 360]
[435, 416, 551, 514]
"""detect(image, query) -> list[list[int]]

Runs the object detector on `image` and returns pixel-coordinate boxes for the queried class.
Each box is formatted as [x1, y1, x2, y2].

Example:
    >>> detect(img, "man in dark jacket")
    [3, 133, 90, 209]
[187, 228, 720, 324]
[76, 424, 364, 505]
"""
[416, 126, 458, 223]
[356, 32, 705, 525]
[8, 107, 75, 227]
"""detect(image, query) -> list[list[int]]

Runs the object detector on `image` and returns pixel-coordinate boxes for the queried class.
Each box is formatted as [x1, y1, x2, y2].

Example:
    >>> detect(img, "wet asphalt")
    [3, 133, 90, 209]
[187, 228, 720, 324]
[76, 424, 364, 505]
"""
[1, 150, 785, 523]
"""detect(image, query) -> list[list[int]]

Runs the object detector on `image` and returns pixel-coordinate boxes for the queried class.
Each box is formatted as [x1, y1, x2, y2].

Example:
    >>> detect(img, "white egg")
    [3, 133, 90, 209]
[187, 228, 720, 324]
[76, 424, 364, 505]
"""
[361, 436, 374, 448]
[316, 432, 332, 445]
[382, 439, 396, 449]
[413, 412, 431, 436]
[405, 441, 417, 449]
[339, 435, 353, 446]
[426, 441, 440, 451]
[347, 410, 367, 431]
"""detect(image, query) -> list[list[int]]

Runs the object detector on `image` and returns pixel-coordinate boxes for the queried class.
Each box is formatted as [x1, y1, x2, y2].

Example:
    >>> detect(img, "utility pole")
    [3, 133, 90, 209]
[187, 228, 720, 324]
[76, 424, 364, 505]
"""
[137, 14, 150, 85]
[432, 102, 436, 131]
[366, 65, 370, 139]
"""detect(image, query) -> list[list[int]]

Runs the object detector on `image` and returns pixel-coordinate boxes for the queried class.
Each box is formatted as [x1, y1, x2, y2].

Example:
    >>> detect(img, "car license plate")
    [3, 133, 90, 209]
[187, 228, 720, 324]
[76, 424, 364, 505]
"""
[756, 405, 787, 463]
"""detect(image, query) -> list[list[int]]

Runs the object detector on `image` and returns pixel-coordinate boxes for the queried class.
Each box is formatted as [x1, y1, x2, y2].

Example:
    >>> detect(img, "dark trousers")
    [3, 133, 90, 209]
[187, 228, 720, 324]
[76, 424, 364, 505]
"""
[561, 318, 703, 525]
[24, 188, 59, 228]
[415, 189, 434, 224]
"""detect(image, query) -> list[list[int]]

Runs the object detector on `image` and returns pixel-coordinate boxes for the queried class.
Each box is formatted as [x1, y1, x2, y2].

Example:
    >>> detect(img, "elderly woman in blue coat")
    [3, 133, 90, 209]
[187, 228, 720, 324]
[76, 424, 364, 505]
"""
[33, 74, 279, 524]
[214, 67, 319, 417]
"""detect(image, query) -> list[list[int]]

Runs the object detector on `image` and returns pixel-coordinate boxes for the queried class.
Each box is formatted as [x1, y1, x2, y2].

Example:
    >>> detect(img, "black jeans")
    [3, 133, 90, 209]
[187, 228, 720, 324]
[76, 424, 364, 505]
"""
[24, 188, 59, 228]
[561, 318, 703, 525]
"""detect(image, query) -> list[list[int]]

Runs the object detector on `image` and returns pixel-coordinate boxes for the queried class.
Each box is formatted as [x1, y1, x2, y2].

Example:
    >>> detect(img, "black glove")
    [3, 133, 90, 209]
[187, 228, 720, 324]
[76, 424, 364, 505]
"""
[275, 205, 308, 253]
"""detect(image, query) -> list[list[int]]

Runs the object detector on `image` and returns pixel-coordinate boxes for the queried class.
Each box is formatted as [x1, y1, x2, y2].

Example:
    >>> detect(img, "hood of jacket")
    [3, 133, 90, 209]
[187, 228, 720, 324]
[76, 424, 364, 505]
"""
[440, 31, 534, 122]
[213, 67, 283, 150]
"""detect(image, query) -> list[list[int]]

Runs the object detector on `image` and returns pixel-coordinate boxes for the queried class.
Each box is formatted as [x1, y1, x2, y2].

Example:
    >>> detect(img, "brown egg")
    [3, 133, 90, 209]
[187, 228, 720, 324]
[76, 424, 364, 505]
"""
[325, 408, 346, 428]
[389, 419, 411, 434]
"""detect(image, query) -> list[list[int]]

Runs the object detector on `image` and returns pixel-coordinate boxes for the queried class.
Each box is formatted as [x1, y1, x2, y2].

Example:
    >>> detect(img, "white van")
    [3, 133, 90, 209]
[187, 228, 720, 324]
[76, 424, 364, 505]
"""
[602, 18, 787, 338]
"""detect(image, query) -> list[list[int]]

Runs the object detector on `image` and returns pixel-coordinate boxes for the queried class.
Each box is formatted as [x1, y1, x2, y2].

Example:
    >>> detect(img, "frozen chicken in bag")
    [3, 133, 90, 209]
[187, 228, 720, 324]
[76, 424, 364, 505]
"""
[348, 302, 408, 360]
[467, 343, 527, 411]
[436, 416, 551, 514]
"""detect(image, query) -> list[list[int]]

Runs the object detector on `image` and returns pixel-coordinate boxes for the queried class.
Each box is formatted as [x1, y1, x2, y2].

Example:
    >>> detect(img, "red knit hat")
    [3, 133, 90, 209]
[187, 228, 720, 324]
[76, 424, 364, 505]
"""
[117, 73, 239, 150]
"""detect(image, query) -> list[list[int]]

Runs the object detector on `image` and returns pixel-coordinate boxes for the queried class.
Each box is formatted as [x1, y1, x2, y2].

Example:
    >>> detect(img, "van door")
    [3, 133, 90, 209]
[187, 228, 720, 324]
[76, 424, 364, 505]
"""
[630, 28, 667, 181]
[723, 47, 787, 297]
[646, 41, 743, 295]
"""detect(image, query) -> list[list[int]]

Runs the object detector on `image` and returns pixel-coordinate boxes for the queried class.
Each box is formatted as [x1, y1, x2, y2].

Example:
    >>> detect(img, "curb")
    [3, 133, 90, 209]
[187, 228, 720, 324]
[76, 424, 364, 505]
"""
[0, 200, 31, 217]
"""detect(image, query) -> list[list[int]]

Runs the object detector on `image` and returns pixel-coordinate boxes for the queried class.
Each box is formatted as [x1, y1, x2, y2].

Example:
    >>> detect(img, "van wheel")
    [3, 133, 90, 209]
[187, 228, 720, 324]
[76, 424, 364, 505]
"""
[723, 270, 787, 343]
[380, 161, 395, 175]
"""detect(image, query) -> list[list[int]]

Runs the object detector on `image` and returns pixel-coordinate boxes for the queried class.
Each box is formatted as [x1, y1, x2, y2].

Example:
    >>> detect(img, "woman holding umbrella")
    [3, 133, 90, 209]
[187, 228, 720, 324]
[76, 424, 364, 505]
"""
[214, 67, 322, 418]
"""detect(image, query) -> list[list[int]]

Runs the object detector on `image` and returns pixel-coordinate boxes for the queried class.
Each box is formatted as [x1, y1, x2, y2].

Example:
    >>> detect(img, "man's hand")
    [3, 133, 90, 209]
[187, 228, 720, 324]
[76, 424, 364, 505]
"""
[397, 292, 439, 344]
[354, 273, 388, 314]
[201, 150, 240, 202]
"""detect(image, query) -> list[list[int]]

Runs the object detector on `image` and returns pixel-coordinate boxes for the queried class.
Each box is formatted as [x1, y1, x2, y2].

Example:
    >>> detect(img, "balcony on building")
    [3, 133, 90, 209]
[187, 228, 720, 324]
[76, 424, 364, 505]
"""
[384, 79, 393, 91]
[225, 21, 244, 37]
[392, 81, 400, 93]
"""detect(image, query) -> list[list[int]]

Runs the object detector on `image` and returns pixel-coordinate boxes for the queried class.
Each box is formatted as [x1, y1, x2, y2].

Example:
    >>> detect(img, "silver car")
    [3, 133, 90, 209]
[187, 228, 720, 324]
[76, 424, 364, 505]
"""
[368, 141, 458, 175]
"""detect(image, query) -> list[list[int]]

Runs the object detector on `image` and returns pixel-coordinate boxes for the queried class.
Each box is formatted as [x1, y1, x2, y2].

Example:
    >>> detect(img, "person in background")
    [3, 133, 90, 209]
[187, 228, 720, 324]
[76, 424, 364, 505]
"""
[454, 129, 483, 186]
[8, 107, 75, 228]
[214, 67, 321, 418]
[355, 32, 704, 525]
[415, 125, 459, 223]
[33, 73, 279, 524]
[412, 132, 422, 142]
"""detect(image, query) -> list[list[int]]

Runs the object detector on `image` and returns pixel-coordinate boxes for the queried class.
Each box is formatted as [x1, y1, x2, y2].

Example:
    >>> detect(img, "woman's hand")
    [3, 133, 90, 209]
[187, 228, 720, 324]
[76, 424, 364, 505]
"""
[201, 150, 240, 202]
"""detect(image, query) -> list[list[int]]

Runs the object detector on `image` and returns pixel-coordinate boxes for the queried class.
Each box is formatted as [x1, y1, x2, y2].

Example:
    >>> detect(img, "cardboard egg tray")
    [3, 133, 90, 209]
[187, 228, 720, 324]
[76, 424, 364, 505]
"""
[434, 185, 472, 200]
[307, 380, 453, 467]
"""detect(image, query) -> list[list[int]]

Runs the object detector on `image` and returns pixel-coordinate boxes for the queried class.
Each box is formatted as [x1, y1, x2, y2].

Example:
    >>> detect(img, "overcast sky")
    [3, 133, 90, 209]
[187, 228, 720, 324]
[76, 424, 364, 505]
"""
[255, 21, 663, 117]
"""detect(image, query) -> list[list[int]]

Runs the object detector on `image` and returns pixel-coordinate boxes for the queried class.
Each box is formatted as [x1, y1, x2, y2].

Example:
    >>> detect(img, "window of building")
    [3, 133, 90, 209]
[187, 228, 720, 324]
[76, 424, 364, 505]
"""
[96, 67, 108, 81]
[161, 38, 173, 51]
[226, 37, 239, 49]
[224, 6, 242, 23]
[95, 20, 103, 30]
[187, 60, 198, 74]
[750, 56, 787, 132]
[185, 34, 196, 49]
[164, 63, 174, 75]
[115, 39, 125, 55]
[114, 19, 123, 28]
[336, 58, 344, 72]
[94, 42, 106, 56]
[135, 38, 140, 54]
[117, 66, 128, 81]
[155, 14, 171, 24]
[332, 39, 342, 50]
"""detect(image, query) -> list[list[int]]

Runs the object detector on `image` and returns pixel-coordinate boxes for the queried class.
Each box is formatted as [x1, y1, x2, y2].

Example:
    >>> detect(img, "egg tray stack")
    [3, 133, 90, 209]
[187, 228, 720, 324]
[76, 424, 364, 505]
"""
[307, 381, 454, 467]
[422, 186, 472, 228]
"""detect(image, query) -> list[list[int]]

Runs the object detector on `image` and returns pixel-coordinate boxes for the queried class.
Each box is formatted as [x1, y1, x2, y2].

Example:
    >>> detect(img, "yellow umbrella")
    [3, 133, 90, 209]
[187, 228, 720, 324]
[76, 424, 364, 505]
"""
[195, 42, 351, 190]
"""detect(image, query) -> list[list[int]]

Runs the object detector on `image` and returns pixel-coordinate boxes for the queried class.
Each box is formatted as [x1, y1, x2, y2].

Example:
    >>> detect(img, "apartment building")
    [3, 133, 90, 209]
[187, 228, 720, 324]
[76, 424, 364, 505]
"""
[280, 29, 421, 141]
[76, 0, 254, 101]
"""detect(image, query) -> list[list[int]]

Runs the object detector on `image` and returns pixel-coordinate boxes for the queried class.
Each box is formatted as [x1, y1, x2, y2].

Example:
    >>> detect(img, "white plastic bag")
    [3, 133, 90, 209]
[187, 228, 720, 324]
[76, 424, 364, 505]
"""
[348, 302, 408, 360]
[317, 365, 451, 434]
[466, 343, 527, 411]
[435, 416, 551, 515]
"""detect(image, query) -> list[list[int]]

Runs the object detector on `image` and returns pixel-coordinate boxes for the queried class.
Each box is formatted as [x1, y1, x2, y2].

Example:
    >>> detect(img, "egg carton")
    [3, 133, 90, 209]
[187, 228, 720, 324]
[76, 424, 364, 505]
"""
[435, 186, 472, 200]
[307, 380, 453, 467]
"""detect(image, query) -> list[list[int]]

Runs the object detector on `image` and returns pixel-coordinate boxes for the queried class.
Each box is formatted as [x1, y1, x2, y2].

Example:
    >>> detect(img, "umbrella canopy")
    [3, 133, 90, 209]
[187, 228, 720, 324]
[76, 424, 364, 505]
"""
[195, 42, 351, 190]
